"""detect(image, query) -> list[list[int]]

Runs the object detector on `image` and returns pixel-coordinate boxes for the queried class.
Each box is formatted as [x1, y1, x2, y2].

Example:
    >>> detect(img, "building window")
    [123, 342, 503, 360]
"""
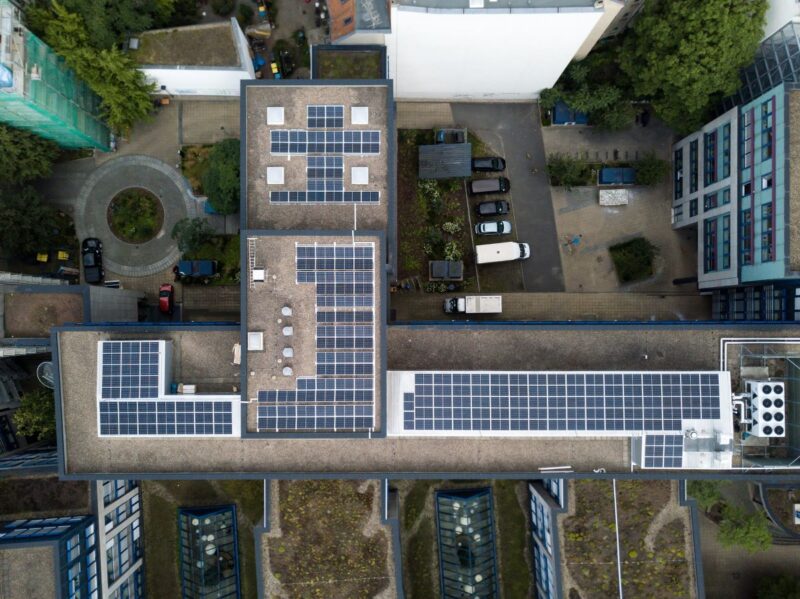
[761, 99, 773, 161]
[689, 140, 698, 193]
[673, 148, 683, 200]
[742, 181, 752, 197]
[722, 214, 730, 269]
[761, 202, 774, 262]
[740, 208, 753, 265]
[704, 130, 717, 185]
[343, 16, 352, 25]
[704, 218, 718, 272]
[761, 174, 773, 190]
[721, 188, 731, 205]
[722, 123, 731, 178]
[703, 192, 717, 211]
[672, 204, 683, 223]
[690, 199, 698, 216]
[741, 109, 753, 169]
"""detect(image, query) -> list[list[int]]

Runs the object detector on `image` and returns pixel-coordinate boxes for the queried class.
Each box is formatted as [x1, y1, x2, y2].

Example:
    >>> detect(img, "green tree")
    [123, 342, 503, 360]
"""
[237, 3, 254, 27]
[546, 154, 589, 190]
[619, 0, 768, 133]
[171, 217, 215, 254]
[211, 0, 235, 17]
[13, 388, 57, 442]
[0, 187, 57, 256]
[41, 2, 155, 134]
[0, 125, 59, 185]
[758, 575, 800, 599]
[717, 504, 772, 553]
[594, 103, 636, 132]
[202, 138, 240, 214]
[634, 151, 671, 185]
[687, 480, 724, 512]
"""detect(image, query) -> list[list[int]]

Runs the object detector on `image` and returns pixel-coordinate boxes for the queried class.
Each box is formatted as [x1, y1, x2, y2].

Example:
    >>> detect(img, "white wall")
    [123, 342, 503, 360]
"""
[143, 66, 252, 96]
[385, 6, 603, 101]
[763, 0, 799, 40]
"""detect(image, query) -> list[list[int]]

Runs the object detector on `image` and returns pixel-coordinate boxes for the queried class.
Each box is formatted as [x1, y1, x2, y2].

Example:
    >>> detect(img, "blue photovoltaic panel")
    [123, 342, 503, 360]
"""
[402, 372, 722, 433]
[270, 191, 379, 203]
[100, 341, 160, 399]
[99, 401, 233, 436]
[270, 130, 380, 155]
[643, 434, 684, 468]
[256, 244, 375, 432]
[307, 105, 344, 128]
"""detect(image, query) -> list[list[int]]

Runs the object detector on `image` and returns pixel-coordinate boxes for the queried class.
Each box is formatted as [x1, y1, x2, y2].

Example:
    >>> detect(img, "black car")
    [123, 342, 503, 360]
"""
[81, 238, 104, 284]
[472, 157, 507, 172]
[475, 200, 511, 216]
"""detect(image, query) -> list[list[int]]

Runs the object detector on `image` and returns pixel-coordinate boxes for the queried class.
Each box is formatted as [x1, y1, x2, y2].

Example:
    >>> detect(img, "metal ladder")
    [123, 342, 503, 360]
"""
[248, 237, 257, 289]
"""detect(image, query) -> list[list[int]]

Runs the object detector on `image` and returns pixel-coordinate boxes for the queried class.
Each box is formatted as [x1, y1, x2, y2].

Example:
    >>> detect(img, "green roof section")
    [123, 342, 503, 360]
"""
[435, 488, 499, 599]
[0, 1, 109, 150]
[178, 505, 241, 599]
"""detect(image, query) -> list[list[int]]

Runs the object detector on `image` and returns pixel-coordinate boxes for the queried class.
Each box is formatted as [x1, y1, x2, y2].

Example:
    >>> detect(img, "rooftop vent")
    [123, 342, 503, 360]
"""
[351, 106, 369, 125]
[267, 106, 284, 125]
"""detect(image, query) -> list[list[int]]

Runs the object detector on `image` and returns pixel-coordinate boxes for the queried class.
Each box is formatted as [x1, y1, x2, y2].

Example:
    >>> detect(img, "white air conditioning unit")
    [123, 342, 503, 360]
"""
[746, 380, 786, 438]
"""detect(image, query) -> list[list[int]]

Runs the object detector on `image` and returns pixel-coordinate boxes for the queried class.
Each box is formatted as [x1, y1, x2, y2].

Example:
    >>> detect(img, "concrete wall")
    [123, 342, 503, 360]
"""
[384, 6, 604, 100]
[763, 0, 799, 41]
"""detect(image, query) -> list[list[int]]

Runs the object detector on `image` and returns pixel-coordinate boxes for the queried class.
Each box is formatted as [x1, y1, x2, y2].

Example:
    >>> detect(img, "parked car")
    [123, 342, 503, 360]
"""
[475, 220, 512, 236]
[81, 238, 104, 285]
[174, 260, 218, 283]
[472, 157, 506, 172]
[469, 177, 510, 195]
[475, 201, 511, 216]
[435, 128, 467, 144]
[158, 283, 175, 315]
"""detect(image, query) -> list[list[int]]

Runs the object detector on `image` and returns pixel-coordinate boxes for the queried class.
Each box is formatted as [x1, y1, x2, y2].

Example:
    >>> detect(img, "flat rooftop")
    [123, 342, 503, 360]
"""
[243, 233, 384, 434]
[2, 290, 84, 337]
[0, 547, 56, 599]
[244, 81, 391, 232]
[131, 22, 240, 67]
[54, 323, 800, 477]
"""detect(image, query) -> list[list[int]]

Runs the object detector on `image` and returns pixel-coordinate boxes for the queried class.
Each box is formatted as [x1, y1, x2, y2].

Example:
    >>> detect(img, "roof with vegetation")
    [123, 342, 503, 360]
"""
[131, 22, 240, 67]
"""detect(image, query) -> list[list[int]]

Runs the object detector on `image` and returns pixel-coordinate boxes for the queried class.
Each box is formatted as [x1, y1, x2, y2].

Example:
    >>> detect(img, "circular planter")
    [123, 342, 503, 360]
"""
[107, 188, 164, 244]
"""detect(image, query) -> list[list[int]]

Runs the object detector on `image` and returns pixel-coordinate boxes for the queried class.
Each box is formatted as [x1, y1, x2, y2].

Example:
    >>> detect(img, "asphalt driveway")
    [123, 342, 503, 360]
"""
[451, 103, 564, 291]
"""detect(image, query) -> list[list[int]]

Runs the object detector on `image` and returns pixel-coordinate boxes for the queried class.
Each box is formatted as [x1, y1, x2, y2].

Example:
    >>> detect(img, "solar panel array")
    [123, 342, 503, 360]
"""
[270, 130, 381, 155]
[643, 434, 684, 469]
[97, 341, 234, 437]
[257, 243, 376, 432]
[270, 190, 379, 204]
[307, 104, 344, 128]
[402, 372, 721, 433]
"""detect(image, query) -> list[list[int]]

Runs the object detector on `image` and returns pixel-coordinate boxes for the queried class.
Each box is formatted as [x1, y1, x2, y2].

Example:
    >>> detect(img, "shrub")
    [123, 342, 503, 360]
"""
[609, 237, 658, 283]
[687, 480, 725, 511]
[546, 154, 590, 190]
[442, 221, 461, 235]
[717, 505, 772, 553]
[171, 217, 215, 254]
[444, 241, 462, 262]
[237, 3, 254, 26]
[635, 151, 671, 186]
[13, 388, 56, 442]
[211, 0, 236, 16]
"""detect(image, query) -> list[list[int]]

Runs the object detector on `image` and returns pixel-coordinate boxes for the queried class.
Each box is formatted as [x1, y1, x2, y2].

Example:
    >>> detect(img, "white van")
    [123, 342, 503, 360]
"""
[476, 242, 531, 265]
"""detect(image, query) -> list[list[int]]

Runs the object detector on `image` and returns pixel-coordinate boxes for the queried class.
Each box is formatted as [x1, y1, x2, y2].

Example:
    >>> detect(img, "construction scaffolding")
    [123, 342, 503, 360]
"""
[0, 0, 109, 150]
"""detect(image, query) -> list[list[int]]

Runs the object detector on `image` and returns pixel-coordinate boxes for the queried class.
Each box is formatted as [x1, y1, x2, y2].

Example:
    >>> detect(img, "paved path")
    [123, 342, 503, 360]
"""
[390, 291, 711, 322]
[73, 156, 198, 277]
[451, 103, 565, 292]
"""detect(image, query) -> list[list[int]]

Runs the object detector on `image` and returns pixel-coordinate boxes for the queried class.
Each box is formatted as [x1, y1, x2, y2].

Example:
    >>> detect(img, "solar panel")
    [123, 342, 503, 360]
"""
[643, 434, 684, 468]
[270, 191, 380, 203]
[256, 243, 376, 432]
[270, 130, 380, 155]
[99, 400, 233, 436]
[401, 372, 722, 433]
[307, 104, 344, 128]
[100, 341, 160, 399]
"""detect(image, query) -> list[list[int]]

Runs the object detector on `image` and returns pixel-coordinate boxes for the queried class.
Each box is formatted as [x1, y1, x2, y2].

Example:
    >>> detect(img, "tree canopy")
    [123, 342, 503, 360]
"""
[0, 186, 58, 256]
[0, 125, 59, 185]
[687, 480, 724, 512]
[172, 217, 215, 254]
[619, 0, 768, 132]
[13, 388, 57, 443]
[202, 138, 240, 215]
[758, 575, 800, 599]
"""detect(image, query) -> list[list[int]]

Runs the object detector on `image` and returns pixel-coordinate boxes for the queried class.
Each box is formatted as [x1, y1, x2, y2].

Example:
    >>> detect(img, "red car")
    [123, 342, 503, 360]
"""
[158, 283, 175, 315]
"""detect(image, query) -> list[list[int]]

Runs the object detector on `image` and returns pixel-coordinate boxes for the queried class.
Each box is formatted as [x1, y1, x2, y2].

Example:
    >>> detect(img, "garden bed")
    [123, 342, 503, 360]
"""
[185, 234, 240, 285]
[267, 480, 390, 599]
[141, 480, 263, 599]
[107, 188, 164, 244]
[397, 129, 475, 289]
[315, 48, 384, 79]
[180, 144, 213, 195]
[766, 488, 800, 533]
[0, 477, 89, 516]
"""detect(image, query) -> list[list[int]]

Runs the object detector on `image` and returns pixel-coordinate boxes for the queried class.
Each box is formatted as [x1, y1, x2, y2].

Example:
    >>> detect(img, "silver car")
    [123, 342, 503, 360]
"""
[474, 220, 512, 236]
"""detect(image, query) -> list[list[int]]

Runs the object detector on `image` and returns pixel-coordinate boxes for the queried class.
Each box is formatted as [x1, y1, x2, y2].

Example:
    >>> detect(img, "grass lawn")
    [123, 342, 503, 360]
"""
[407, 519, 436, 599]
[181, 145, 213, 194]
[268, 480, 389, 599]
[609, 237, 658, 283]
[141, 480, 263, 599]
[185, 234, 240, 285]
[494, 481, 532, 598]
[316, 49, 383, 79]
[0, 477, 88, 515]
[107, 188, 164, 244]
